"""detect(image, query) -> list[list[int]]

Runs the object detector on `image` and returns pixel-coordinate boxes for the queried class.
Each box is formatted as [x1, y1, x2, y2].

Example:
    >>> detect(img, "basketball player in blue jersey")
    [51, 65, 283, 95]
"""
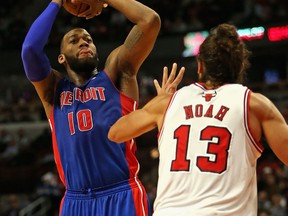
[21, 0, 161, 215]
[109, 24, 288, 215]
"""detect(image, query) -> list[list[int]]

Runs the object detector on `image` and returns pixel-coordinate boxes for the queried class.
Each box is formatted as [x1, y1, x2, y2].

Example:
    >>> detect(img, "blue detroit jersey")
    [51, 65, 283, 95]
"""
[49, 70, 139, 190]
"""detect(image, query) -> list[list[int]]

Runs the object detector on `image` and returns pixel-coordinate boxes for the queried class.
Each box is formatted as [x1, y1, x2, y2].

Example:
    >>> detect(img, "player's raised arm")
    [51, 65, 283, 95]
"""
[106, 0, 160, 72]
[103, 0, 161, 101]
[21, 0, 63, 117]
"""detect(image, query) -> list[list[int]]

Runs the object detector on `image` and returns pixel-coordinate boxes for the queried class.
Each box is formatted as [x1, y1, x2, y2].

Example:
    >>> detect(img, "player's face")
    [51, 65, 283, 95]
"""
[62, 28, 99, 74]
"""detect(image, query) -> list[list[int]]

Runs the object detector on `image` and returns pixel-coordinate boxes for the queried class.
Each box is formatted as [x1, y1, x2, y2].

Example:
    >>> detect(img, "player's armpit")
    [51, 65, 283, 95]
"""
[32, 70, 62, 117]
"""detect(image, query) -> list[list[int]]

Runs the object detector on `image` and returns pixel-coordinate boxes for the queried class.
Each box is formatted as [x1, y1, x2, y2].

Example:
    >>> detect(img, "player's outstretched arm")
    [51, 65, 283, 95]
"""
[108, 64, 184, 143]
[108, 94, 169, 143]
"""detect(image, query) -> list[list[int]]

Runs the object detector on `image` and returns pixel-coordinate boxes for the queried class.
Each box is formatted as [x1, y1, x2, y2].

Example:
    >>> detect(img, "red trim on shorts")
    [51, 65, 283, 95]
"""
[105, 68, 149, 215]
[129, 178, 150, 216]
[119, 95, 149, 216]
[58, 191, 66, 216]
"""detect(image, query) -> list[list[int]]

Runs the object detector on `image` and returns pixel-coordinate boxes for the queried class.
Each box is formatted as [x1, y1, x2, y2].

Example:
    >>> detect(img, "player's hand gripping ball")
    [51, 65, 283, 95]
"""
[63, 0, 108, 19]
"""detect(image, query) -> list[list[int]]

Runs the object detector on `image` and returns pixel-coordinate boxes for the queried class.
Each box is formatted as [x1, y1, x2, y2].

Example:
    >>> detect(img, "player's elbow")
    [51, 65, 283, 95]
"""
[270, 144, 288, 166]
[108, 127, 123, 143]
[21, 43, 39, 64]
[142, 11, 161, 34]
[21, 43, 32, 60]
[279, 154, 288, 166]
[149, 11, 161, 29]
[21, 44, 36, 79]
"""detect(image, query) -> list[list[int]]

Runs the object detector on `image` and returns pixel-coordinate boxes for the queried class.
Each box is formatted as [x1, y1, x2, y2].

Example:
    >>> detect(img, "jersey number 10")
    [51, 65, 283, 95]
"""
[68, 110, 93, 134]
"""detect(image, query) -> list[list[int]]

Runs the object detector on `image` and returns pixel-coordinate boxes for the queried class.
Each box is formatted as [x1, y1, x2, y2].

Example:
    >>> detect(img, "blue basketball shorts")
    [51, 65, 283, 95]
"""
[59, 178, 151, 216]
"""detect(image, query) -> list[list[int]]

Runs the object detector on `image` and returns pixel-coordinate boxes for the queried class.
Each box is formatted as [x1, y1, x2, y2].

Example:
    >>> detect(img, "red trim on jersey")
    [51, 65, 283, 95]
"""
[119, 94, 149, 215]
[244, 89, 264, 153]
[104, 69, 148, 215]
[194, 82, 229, 90]
[194, 82, 207, 90]
[103, 69, 140, 177]
[48, 111, 67, 187]
[158, 92, 177, 140]
[103, 70, 138, 104]
[119, 94, 139, 177]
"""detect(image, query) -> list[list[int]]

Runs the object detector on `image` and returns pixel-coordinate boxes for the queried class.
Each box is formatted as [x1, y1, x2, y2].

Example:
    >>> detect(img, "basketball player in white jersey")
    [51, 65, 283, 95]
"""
[108, 23, 288, 216]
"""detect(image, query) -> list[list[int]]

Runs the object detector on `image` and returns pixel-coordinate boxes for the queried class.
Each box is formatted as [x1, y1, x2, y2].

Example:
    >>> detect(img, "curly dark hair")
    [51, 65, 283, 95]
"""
[197, 23, 251, 85]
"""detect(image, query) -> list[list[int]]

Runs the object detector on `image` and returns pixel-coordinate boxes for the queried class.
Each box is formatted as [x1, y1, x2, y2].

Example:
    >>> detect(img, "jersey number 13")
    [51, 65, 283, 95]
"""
[171, 125, 231, 174]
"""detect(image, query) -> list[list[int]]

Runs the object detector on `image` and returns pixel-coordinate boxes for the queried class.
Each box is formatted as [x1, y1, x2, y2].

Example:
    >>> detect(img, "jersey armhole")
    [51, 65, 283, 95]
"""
[244, 89, 264, 154]
[102, 70, 139, 108]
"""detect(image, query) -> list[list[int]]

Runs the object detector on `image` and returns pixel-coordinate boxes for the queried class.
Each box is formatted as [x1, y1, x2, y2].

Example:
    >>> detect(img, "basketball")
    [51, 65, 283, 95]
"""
[63, 0, 90, 17]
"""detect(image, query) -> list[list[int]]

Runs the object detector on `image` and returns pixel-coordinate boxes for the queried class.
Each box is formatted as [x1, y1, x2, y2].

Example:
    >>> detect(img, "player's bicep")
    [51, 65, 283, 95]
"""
[114, 21, 160, 76]
[252, 93, 288, 165]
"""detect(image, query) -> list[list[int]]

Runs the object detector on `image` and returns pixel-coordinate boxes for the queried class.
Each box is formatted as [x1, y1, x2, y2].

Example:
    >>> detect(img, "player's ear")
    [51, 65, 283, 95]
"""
[58, 54, 66, 64]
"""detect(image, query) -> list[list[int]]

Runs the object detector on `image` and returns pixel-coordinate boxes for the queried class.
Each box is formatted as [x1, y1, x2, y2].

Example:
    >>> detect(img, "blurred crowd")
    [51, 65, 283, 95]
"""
[0, 0, 287, 49]
[1, 0, 288, 215]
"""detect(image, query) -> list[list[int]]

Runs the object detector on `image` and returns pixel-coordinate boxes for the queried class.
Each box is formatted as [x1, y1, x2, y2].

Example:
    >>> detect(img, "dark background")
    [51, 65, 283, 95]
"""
[0, 0, 288, 215]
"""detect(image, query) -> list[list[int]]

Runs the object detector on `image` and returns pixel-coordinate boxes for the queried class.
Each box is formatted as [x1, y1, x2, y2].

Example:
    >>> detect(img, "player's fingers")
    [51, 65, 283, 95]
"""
[79, 9, 101, 18]
[72, 0, 90, 4]
[85, 14, 95, 19]
[77, 0, 104, 18]
[172, 67, 185, 86]
[153, 79, 161, 95]
[167, 63, 177, 84]
[78, 7, 92, 17]
[71, 0, 82, 3]
[162, 66, 168, 88]
[166, 66, 185, 94]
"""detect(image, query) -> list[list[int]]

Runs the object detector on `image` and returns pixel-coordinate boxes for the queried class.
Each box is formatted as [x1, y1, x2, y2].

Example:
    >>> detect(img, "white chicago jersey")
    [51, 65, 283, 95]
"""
[154, 83, 263, 216]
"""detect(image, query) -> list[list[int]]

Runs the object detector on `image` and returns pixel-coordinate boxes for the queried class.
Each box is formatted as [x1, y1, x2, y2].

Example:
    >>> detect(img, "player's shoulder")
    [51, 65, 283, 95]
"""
[250, 92, 275, 119]
[250, 92, 272, 106]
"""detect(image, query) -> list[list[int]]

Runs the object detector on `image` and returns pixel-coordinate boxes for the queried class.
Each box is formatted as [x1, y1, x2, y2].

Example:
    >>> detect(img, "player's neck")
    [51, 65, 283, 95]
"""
[204, 80, 220, 89]
[68, 69, 98, 86]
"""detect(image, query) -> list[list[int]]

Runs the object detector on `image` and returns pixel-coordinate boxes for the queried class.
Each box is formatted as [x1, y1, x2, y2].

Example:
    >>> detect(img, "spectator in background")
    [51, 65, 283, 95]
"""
[36, 169, 64, 216]
[3, 11, 27, 49]
[4, 194, 21, 216]
[0, 136, 19, 162]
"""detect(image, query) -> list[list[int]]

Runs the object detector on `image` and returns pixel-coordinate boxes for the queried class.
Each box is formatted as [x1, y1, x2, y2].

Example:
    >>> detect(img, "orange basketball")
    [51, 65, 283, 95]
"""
[63, 0, 90, 17]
